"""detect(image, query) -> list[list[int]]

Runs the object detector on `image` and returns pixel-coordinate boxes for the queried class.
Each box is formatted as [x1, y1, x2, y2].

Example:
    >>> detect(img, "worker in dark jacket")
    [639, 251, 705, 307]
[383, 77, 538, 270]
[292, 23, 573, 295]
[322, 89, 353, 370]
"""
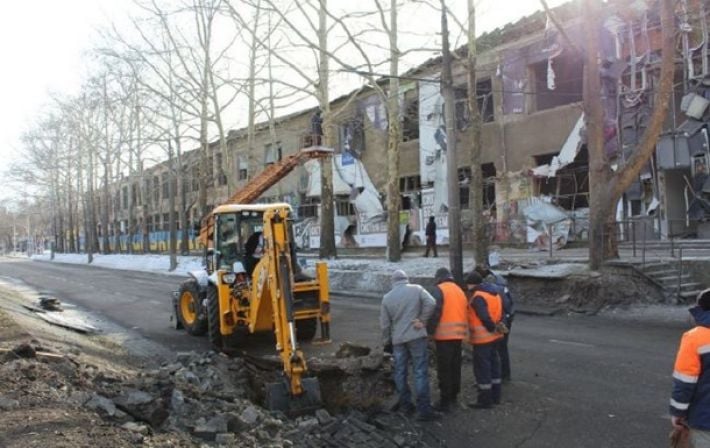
[670, 289, 710, 445]
[428, 267, 468, 412]
[465, 271, 506, 409]
[424, 216, 437, 257]
[476, 265, 515, 381]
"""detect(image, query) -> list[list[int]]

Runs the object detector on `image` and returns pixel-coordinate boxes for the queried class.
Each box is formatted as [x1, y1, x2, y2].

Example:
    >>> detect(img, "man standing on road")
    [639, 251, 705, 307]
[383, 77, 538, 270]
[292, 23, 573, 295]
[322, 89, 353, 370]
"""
[428, 267, 468, 412]
[465, 271, 506, 409]
[424, 216, 437, 257]
[380, 269, 440, 421]
[476, 265, 515, 382]
[670, 289, 710, 446]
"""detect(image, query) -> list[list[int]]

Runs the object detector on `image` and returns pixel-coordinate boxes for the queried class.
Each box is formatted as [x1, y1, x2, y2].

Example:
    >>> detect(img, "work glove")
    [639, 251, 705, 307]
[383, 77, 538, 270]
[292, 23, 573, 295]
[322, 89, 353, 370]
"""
[383, 343, 393, 355]
[495, 322, 509, 335]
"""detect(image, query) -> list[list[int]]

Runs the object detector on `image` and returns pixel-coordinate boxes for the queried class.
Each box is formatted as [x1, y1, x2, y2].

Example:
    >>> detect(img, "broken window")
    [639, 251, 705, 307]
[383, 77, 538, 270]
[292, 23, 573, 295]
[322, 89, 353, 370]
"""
[399, 175, 421, 193]
[533, 147, 589, 210]
[299, 195, 319, 218]
[452, 80, 495, 130]
[457, 164, 497, 211]
[402, 97, 419, 141]
[339, 119, 365, 155]
[530, 54, 583, 112]
[238, 154, 248, 180]
[264, 142, 282, 166]
[482, 163, 497, 211]
[335, 196, 356, 217]
[477, 79, 494, 123]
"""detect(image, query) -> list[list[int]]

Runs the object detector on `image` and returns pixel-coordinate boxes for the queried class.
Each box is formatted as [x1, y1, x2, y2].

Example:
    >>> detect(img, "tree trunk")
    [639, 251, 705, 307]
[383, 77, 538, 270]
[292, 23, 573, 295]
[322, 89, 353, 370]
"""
[441, 2, 463, 282]
[318, 0, 337, 259]
[67, 155, 76, 253]
[102, 163, 111, 253]
[198, 94, 209, 218]
[386, 0, 401, 262]
[584, 0, 609, 270]
[467, 0, 488, 268]
[168, 141, 178, 271]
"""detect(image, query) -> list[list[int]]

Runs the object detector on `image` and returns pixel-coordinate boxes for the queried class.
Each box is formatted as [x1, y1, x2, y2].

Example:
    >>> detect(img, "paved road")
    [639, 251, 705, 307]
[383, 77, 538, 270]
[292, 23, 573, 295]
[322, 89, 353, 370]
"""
[0, 258, 690, 447]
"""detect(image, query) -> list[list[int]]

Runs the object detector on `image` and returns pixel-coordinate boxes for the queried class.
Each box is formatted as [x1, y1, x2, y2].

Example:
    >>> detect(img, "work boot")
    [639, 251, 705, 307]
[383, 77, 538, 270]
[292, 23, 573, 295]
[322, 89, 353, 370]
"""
[492, 384, 501, 405]
[399, 402, 416, 416]
[469, 390, 493, 409]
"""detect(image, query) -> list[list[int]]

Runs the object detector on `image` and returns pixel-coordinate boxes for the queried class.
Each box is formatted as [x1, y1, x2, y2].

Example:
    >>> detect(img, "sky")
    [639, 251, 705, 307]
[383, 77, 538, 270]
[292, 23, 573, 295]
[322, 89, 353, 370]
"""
[0, 0, 568, 202]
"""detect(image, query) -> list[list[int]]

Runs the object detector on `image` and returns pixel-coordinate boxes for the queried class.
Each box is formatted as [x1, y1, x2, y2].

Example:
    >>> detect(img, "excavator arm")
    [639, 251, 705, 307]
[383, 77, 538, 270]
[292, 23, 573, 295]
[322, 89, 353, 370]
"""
[199, 146, 332, 247]
[261, 207, 321, 413]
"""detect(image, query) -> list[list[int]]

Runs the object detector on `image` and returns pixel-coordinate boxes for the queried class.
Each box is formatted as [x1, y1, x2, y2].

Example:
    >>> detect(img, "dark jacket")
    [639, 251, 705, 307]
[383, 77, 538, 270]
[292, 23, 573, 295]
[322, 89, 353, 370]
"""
[670, 306, 710, 430]
[425, 221, 436, 238]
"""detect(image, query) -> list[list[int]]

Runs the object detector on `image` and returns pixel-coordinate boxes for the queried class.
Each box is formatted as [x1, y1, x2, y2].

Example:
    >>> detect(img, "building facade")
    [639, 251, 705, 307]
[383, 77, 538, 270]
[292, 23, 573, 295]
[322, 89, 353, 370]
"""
[105, 0, 710, 252]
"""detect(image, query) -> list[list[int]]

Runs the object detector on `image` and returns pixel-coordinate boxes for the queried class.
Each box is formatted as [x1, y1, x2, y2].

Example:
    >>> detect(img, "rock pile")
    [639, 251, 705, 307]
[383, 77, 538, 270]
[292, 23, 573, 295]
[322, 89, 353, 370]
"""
[0, 344, 443, 447]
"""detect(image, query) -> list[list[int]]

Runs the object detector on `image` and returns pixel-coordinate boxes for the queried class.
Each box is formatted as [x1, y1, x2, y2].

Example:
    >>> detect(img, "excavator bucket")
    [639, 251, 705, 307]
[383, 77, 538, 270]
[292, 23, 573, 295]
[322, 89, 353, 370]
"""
[265, 377, 322, 416]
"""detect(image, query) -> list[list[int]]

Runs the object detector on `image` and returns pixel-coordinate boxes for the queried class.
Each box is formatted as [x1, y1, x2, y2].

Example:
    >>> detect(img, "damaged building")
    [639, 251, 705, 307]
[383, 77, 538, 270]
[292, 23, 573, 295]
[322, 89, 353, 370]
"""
[106, 0, 710, 252]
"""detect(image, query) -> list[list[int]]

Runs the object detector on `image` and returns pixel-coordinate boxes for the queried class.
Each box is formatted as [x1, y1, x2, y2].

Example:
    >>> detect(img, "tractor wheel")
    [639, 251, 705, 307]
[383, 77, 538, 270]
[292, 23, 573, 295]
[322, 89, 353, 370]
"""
[206, 286, 223, 351]
[176, 280, 207, 336]
[296, 318, 318, 342]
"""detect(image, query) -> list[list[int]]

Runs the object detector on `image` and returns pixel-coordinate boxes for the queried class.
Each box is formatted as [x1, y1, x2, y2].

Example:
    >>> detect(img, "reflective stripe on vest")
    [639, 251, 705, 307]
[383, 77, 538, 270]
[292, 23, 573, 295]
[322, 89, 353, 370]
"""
[434, 282, 468, 341]
[468, 290, 503, 345]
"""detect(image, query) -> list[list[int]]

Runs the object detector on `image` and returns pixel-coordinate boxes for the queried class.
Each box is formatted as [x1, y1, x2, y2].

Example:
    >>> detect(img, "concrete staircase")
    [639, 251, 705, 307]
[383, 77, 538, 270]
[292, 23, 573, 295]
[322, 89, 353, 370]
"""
[639, 261, 705, 302]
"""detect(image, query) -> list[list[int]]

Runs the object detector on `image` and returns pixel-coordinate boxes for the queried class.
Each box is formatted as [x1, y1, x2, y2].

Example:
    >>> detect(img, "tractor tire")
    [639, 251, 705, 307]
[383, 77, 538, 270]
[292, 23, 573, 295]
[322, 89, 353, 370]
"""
[206, 286, 223, 351]
[296, 318, 318, 342]
[176, 280, 207, 336]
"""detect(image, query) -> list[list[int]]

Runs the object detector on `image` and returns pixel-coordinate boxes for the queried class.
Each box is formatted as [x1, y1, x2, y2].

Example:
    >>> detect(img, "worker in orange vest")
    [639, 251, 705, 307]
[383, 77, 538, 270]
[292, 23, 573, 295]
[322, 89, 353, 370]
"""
[670, 289, 710, 445]
[465, 271, 507, 409]
[427, 267, 469, 412]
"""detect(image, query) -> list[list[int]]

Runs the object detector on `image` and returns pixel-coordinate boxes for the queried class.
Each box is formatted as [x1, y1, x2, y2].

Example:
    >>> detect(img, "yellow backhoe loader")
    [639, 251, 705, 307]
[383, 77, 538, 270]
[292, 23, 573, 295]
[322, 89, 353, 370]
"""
[172, 146, 332, 413]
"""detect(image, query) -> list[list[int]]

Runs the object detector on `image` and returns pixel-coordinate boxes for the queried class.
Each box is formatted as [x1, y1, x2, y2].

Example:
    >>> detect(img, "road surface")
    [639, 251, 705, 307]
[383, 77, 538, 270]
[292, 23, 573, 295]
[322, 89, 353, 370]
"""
[0, 257, 689, 447]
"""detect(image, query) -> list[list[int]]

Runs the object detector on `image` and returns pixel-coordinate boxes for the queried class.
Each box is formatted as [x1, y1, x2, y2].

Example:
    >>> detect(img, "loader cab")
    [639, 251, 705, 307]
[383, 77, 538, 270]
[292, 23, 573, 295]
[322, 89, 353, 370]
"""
[214, 210, 264, 274]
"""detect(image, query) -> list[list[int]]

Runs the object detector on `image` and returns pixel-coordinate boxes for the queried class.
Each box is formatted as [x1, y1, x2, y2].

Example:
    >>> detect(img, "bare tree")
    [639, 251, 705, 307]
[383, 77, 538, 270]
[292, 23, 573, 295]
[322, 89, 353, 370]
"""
[583, 0, 675, 268]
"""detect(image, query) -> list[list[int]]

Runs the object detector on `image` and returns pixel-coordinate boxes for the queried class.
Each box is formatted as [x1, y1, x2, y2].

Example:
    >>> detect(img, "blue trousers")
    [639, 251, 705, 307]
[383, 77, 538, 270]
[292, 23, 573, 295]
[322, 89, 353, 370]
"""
[473, 340, 502, 400]
[393, 337, 432, 416]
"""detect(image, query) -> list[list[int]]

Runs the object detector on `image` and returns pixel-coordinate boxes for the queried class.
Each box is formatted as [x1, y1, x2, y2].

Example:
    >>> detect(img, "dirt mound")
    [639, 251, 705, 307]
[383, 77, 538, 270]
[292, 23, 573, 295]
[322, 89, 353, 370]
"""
[509, 266, 666, 312]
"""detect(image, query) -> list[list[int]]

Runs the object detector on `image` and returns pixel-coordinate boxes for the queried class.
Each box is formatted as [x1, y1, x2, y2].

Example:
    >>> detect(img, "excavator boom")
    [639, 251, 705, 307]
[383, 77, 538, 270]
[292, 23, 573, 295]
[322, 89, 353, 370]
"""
[199, 146, 332, 247]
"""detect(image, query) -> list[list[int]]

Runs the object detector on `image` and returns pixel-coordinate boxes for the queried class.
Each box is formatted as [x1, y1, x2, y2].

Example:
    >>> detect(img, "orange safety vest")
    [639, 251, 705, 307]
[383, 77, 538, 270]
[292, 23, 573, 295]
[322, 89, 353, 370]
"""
[468, 289, 503, 345]
[434, 282, 468, 341]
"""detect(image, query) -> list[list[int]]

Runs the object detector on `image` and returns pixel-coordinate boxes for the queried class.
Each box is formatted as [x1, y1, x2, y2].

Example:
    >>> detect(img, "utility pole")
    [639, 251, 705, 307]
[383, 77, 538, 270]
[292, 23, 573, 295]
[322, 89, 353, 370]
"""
[440, 1, 463, 282]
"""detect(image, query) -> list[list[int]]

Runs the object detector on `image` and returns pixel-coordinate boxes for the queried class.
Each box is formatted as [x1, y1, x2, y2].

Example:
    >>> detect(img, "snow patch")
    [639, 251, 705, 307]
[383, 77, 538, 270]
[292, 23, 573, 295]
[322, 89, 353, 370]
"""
[31, 253, 203, 277]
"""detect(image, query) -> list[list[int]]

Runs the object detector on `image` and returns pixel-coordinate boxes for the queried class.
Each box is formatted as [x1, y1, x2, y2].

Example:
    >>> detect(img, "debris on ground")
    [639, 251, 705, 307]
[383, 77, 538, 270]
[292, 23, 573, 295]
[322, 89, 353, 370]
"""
[0, 333, 442, 447]
[38, 296, 63, 311]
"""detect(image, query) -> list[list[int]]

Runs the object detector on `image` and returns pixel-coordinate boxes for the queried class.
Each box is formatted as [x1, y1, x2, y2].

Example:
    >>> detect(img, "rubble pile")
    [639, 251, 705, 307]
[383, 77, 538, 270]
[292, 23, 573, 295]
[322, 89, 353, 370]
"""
[0, 343, 443, 447]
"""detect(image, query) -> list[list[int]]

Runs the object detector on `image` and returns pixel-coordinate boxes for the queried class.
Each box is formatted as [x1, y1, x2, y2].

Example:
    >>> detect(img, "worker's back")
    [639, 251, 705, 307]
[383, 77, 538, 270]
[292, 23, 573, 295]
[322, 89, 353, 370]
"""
[383, 281, 429, 345]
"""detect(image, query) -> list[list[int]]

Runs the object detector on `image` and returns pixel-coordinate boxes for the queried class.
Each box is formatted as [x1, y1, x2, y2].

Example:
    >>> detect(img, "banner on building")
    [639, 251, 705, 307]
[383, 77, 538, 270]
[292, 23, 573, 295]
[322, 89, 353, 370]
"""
[419, 81, 449, 213]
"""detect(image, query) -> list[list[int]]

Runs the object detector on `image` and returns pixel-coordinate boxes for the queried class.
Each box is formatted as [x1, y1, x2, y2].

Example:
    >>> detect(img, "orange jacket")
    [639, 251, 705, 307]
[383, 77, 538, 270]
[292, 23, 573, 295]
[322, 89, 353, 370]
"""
[433, 281, 468, 341]
[670, 306, 710, 430]
[467, 289, 503, 345]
